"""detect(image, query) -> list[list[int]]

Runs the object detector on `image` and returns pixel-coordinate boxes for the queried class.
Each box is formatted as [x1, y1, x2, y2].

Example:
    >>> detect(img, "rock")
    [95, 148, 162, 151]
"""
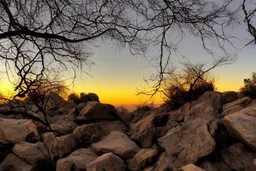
[221, 105, 244, 117]
[56, 148, 98, 171]
[66, 107, 78, 121]
[50, 134, 76, 159]
[222, 97, 252, 112]
[0, 104, 11, 113]
[152, 152, 170, 171]
[77, 102, 87, 112]
[221, 91, 238, 104]
[115, 108, 134, 123]
[130, 106, 152, 123]
[50, 121, 77, 135]
[12, 141, 49, 166]
[155, 120, 179, 139]
[50, 123, 102, 158]
[0, 117, 39, 144]
[128, 148, 158, 170]
[196, 91, 222, 110]
[0, 153, 34, 171]
[169, 103, 190, 122]
[72, 123, 102, 147]
[223, 107, 256, 151]
[158, 119, 216, 170]
[129, 114, 156, 148]
[221, 143, 256, 170]
[48, 91, 65, 102]
[41, 132, 56, 154]
[200, 161, 227, 171]
[75, 102, 117, 121]
[95, 120, 127, 136]
[87, 153, 126, 171]
[180, 164, 205, 171]
[184, 102, 217, 122]
[91, 131, 140, 159]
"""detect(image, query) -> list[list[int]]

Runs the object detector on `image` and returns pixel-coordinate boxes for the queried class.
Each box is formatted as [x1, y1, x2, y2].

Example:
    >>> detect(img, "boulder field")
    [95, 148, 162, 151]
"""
[0, 91, 256, 171]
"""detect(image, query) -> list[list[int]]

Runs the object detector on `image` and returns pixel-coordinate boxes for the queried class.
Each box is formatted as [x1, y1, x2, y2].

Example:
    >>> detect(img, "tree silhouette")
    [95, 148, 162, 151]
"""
[242, 0, 256, 44]
[26, 73, 69, 134]
[240, 72, 256, 98]
[0, 0, 239, 97]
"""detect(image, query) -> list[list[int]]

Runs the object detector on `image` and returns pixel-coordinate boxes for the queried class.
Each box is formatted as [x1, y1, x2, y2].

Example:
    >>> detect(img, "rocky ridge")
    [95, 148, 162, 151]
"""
[0, 91, 256, 171]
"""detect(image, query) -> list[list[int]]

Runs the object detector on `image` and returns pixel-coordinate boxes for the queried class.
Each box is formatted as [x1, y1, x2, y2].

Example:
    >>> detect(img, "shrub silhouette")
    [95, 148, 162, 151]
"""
[68, 92, 99, 104]
[240, 72, 256, 98]
[68, 93, 80, 104]
[164, 63, 216, 109]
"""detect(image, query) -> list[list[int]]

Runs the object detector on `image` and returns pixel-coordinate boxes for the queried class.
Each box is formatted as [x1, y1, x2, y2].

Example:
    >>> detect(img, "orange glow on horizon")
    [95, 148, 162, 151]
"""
[0, 77, 244, 107]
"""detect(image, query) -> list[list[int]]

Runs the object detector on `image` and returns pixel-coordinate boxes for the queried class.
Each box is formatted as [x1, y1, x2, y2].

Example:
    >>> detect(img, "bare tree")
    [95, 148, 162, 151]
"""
[0, 0, 238, 97]
[242, 0, 256, 44]
[25, 73, 69, 134]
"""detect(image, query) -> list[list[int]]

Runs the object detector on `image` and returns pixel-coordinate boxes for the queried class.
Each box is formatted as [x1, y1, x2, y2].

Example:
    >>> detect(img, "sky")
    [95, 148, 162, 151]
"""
[0, 0, 256, 110]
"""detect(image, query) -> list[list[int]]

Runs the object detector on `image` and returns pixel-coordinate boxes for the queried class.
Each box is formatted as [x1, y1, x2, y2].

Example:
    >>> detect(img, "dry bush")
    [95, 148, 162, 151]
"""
[164, 62, 216, 109]
[68, 93, 80, 104]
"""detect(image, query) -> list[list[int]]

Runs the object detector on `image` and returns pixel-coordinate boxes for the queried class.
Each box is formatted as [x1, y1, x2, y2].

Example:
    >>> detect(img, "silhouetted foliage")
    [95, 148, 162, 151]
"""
[67, 92, 99, 104]
[0, 0, 238, 97]
[240, 72, 256, 98]
[68, 93, 80, 104]
[163, 62, 216, 109]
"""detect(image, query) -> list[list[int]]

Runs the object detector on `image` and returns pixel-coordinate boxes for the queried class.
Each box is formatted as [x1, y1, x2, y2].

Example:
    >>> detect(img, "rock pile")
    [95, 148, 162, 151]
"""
[0, 91, 256, 171]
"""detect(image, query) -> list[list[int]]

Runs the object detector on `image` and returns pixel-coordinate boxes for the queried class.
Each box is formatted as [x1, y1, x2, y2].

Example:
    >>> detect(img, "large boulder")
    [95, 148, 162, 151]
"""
[50, 123, 102, 158]
[12, 141, 49, 166]
[75, 102, 117, 121]
[194, 91, 222, 110]
[158, 119, 216, 170]
[169, 103, 190, 122]
[77, 102, 87, 113]
[72, 123, 102, 146]
[221, 97, 252, 116]
[87, 153, 126, 171]
[56, 148, 98, 171]
[128, 148, 158, 170]
[91, 131, 140, 159]
[129, 114, 156, 148]
[0, 117, 39, 144]
[0, 153, 34, 171]
[184, 102, 217, 122]
[129, 106, 152, 123]
[41, 132, 56, 157]
[223, 107, 256, 151]
[50, 134, 76, 159]
[50, 121, 78, 135]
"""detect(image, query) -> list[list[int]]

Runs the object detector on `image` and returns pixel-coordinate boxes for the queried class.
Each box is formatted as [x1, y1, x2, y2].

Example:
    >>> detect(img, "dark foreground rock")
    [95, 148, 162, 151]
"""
[0, 91, 256, 171]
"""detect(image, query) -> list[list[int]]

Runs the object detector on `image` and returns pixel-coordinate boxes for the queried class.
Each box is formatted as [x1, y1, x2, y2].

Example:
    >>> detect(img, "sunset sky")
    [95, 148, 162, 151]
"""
[1, 26, 256, 109]
[0, 0, 256, 110]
